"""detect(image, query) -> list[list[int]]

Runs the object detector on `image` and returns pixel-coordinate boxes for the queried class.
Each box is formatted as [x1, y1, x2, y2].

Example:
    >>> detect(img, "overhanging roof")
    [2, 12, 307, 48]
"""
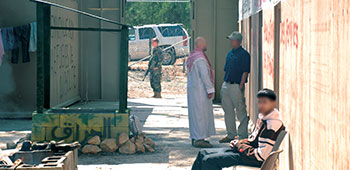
[127, 0, 189, 2]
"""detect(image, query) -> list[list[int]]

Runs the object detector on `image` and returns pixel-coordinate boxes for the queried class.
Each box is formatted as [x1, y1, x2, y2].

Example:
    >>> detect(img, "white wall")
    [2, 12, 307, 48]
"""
[0, 0, 36, 118]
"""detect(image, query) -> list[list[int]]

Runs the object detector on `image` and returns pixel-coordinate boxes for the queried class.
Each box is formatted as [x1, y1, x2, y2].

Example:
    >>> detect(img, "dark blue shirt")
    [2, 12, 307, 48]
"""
[224, 46, 251, 83]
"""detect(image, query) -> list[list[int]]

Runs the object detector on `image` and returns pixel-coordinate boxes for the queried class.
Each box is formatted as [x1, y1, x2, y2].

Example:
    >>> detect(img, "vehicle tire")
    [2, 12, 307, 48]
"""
[162, 48, 176, 65]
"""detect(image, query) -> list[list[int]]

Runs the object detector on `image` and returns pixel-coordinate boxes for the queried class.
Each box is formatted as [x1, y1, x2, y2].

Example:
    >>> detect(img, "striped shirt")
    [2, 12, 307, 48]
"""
[235, 109, 285, 162]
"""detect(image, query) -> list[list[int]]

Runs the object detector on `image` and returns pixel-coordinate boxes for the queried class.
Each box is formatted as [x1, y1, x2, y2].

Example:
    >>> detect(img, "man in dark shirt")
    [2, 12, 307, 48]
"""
[148, 38, 163, 98]
[219, 31, 251, 143]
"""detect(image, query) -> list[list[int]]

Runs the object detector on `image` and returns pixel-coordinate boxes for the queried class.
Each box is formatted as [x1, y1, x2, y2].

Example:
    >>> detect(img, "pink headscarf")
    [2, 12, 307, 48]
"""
[186, 48, 215, 84]
[0, 29, 4, 66]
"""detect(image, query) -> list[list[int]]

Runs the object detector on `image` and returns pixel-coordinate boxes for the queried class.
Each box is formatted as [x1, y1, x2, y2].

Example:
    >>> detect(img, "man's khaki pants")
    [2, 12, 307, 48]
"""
[221, 82, 248, 139]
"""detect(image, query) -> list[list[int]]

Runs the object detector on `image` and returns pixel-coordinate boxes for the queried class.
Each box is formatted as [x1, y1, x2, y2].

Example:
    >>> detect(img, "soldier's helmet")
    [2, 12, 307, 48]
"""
[152, 38, 159, 43]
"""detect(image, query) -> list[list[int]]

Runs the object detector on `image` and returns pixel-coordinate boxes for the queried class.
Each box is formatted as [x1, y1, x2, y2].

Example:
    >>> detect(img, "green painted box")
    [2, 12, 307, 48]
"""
[32, 109, 130, 144]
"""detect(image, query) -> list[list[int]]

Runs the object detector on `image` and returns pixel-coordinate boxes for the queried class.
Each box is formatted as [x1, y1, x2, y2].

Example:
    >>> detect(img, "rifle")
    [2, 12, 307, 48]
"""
[142, 55, 154, 81]
[142, 66, 151, 81]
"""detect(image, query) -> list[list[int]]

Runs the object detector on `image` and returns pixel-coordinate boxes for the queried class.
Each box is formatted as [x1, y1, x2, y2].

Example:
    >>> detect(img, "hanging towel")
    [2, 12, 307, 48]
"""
[29, 22, 37, 52]
[0, 29, 4, 66]
[1, 27, 15, 51]
[12, 24, 31, 63]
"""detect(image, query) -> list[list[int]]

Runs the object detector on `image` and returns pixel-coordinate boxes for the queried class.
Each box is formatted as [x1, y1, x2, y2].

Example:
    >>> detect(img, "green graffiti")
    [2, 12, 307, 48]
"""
[78, 114, 89, 125]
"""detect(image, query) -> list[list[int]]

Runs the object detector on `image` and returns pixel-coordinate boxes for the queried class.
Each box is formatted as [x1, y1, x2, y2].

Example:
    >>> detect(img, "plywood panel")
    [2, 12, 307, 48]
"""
[278, 0, 350, 169]
[50, 0, 80, 106]
[262, 8, 275, 89]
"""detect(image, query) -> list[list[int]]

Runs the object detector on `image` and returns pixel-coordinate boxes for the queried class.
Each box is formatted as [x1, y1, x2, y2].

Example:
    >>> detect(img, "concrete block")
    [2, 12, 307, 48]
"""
[32, 113, 60, 128]
[32, 126, 45, 142]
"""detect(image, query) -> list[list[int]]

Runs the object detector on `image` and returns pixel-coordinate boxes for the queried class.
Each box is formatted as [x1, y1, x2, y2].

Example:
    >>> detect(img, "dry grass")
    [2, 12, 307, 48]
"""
[128, 59, 188, 99]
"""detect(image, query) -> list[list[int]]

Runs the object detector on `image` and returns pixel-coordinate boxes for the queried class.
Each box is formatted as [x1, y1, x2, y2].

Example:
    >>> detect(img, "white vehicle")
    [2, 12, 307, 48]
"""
[129, 24, 190, 65]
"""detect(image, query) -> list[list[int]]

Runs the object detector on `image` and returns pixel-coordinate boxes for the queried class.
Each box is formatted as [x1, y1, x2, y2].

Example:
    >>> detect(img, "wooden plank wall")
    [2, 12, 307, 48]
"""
[248, 12, 263, 123]
[262, 8, 275, 90]
[49, 0, 80, 106]
[277, 0, 350, 169]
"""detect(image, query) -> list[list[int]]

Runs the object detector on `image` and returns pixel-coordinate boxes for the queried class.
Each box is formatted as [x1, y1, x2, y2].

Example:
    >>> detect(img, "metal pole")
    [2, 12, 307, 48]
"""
[31, 0, 130, 27]
[119, 26, 129, 113]
[50, 26, 122, 32]
[36, 3, 51, 113]
[148, 29, 152, 55]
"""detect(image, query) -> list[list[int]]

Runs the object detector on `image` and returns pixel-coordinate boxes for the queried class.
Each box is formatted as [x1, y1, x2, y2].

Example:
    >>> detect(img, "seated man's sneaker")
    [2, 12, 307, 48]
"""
[219, 136, 234, 143]
[192, 139, 213, 148]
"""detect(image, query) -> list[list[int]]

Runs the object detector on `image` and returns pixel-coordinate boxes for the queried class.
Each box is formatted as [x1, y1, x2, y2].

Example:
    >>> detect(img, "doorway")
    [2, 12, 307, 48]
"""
[126, 1, 191, 99]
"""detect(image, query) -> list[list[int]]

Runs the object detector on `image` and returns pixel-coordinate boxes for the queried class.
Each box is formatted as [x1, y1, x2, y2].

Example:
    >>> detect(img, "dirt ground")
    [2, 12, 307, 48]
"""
[128, 58, 187, 99]
[78, 98, 229, 170]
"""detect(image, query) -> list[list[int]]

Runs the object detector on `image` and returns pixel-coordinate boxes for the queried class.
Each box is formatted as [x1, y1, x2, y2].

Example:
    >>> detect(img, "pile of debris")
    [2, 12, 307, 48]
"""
[5, 133, 31, 150]
[0, 140, 80, 169]
[81, 132, 155, 154]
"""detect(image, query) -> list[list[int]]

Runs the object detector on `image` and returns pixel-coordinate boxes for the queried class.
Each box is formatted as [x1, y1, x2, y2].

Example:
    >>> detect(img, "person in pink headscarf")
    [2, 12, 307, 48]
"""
[0, 29, 4, 66]
[187, 37, 216, 148]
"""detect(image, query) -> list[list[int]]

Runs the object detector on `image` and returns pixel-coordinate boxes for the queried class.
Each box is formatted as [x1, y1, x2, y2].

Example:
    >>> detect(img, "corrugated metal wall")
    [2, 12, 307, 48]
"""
[191, 0, 238, 100]
[79, 0, 124, 101]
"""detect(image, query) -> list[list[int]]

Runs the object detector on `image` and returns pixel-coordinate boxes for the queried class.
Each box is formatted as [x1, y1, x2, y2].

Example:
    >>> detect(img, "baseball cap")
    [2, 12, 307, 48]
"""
[227, 31, 243, 41]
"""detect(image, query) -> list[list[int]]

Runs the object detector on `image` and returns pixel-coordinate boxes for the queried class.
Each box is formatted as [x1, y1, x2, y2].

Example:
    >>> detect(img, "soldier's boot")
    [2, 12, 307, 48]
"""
[154, 92, 162, 98]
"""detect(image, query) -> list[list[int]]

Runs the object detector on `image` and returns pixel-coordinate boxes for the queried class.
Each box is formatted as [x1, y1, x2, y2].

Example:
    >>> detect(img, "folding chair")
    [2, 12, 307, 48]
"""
[231, 130, 288, 170]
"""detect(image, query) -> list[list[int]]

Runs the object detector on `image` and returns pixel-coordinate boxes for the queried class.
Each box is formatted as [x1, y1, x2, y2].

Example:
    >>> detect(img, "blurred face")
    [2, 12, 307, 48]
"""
[201, 40, 207, 51]
[197, 39, 207, 52]
[152, 41, 158, 48]
[230, 40, 241, 49]
[257, 97, 276, 115]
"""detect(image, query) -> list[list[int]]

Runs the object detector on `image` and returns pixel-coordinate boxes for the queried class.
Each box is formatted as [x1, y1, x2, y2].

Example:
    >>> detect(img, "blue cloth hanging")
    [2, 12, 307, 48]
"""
[12, 24, 31, 63]
[29, 22, 37, 52]
[1, 27, 15, 51]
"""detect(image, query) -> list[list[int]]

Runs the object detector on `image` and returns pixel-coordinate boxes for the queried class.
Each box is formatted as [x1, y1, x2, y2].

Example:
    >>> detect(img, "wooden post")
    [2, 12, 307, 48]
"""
[119, 26, 128, 113]
[36, 3, 51, 113]
[149, 29, 152, 55]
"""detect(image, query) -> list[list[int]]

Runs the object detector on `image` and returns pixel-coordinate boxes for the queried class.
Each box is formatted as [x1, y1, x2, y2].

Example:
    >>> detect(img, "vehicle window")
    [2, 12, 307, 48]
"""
[129, 28, 136, 41]
[138, 28, 156, 40]
[158, 26, 185, 37]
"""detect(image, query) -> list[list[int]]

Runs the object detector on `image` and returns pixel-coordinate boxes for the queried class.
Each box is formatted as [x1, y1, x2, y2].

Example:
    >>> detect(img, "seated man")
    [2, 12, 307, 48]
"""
[191, 88, 285, 170]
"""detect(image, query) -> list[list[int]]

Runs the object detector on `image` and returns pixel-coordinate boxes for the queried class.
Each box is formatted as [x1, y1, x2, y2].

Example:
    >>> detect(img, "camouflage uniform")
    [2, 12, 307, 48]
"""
[149, 47, 163, 92]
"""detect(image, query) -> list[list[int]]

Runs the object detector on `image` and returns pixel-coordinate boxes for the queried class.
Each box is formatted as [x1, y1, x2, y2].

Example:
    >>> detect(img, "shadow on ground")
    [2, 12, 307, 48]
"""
[78, 98, 228, 169]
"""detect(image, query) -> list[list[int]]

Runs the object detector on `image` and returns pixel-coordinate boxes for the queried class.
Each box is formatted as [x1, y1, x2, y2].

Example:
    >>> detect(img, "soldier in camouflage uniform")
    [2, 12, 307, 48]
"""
[149, 38, 163, 98]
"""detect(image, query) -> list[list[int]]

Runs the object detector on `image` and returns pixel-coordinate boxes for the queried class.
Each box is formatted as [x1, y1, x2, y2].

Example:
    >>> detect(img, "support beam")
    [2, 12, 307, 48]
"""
[36, 3, 51, 113]
[119, 26, 129, 113]
[51, 26, 122, 32]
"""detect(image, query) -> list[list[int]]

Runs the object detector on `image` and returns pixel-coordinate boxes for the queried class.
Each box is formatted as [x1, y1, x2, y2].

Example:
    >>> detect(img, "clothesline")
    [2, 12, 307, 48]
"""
[0, 22, 37, 66]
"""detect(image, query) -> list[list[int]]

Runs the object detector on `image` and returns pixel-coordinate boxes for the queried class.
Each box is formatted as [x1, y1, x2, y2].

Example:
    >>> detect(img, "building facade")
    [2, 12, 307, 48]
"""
[192, 0, 350, 169]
